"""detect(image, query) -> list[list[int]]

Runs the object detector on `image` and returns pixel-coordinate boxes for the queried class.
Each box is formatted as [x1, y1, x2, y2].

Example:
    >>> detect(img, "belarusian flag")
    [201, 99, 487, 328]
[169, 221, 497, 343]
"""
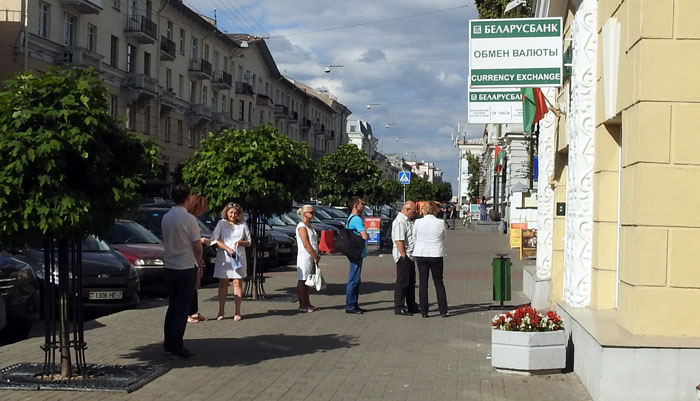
[521, 87, 548, 134]
[494, 145, 505, 173]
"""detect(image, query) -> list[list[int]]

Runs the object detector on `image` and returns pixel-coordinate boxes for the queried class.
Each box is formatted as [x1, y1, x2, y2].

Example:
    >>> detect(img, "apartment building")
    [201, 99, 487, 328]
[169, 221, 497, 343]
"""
[0, 0, 350, 176]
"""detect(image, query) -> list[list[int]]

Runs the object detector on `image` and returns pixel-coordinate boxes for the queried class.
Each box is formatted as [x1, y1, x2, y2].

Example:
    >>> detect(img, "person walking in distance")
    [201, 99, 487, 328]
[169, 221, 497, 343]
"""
[345, 196, 369, 314]
[413, 201, 449, 318]
[295, 204, 320, 313]
[161, 184, 204, 360]
[449, 203, 457, 230]
[392, 201, 419, 316]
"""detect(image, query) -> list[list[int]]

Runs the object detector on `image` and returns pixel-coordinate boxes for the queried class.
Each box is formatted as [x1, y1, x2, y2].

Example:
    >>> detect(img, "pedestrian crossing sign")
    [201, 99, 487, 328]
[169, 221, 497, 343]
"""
[398, 171, 411, 185]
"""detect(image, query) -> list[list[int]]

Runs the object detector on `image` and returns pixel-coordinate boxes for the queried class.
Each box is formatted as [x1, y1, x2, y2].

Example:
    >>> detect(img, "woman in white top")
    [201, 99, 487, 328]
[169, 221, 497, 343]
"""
[412, 201, 449, 318]
[295, 205, 320, 313]
[213, 203, 251, 321]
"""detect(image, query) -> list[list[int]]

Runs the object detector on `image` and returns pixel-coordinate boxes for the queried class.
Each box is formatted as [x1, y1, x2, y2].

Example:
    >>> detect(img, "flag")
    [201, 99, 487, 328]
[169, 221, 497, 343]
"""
[521, 87, 548, 134]
[494, 145, 505, 173]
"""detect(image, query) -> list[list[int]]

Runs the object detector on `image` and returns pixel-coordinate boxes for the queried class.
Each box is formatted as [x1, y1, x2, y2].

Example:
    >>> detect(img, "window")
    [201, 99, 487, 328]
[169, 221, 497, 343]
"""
[201, 86, 207, 106]
[189, 80, 196, 103]
[259, 110, 264, 124]
[204, 44, 209, 61]
[38, 2, 50, 38]
[143, 51, 151, 76]
[179, 29, 185, 54]
[178, 74, 184, 97]
[165, 68, 172, 90]
[248, 101, 252, 122]
[177, 120, 183, 144]
[62, 12, 77, 46]
[350, 125, 356, 133]
[110, 36, 119, 67]
[187, 127, 194, 147]
[87, 24, 97, 52]
[113, 0, 120, 10]
[127, 0, 137, 19]
[144, 106, 151, 134]
[163, 116, 170, 142]
[222, 95, 226, 113]
[109, 95, 118, 118]
[190, 36, 198, 59]
[230, 99, 234, 118]
[237, 65, 243, 81]
[223, 56, 228, 73]
[212, 92, 217, 111]
[126, 104, 135, 129]
[166, 20, 173, 40]
[213, 50, 219, 71]
[239, 100, 244, 121]
[127, 44, 136, 73]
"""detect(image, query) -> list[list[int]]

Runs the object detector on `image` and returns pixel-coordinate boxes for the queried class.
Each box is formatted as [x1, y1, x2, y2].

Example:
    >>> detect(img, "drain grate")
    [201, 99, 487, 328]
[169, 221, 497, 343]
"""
[0, 363, 170, 393]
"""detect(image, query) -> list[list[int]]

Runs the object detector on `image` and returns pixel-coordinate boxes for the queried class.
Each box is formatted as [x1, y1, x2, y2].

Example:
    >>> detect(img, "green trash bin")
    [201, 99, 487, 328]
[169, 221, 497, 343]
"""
[492, 254, 511, 304]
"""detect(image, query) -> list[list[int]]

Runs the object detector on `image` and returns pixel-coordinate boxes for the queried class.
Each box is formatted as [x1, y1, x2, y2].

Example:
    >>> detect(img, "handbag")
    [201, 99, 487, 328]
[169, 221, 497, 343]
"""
[305, 263, 326, 291]
[334, 215, 365, 260]
[225, 250, 243, 270]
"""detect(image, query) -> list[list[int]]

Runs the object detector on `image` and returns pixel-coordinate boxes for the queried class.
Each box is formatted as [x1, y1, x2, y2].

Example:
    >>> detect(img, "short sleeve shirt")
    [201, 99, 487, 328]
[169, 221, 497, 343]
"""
[161, 206, 201, 270]
[347, 214, 367, 259]
[391, 212, 414, 263]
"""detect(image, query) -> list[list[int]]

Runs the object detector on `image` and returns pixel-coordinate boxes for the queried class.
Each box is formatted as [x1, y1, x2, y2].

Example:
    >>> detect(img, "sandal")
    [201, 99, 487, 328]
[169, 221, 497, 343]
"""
[233, 315, 242, 321]
[216, 315, 224, 321]
[192, 313, 207, 322]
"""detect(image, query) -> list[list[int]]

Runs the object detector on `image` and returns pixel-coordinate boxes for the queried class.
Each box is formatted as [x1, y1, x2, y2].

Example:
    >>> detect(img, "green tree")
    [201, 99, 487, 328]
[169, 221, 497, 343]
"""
[475, 0, 533, 19]
[365, 178, 402, 211]
[183, 124, 314, 215]
[467, 152, 482, 203]
[315, 144, 381, 206]
[0, 67, 159, 377]
[435, 182, 453, 203]
[405, 177, 437, 202]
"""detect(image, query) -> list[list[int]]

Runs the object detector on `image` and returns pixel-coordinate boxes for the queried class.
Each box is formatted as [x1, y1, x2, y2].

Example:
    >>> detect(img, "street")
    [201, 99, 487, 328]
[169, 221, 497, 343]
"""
[0, 227, 591, 401]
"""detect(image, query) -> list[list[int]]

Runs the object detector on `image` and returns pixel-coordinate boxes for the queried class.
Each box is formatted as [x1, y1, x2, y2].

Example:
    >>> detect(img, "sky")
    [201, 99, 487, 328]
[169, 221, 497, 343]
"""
[183, 0, 484, 192]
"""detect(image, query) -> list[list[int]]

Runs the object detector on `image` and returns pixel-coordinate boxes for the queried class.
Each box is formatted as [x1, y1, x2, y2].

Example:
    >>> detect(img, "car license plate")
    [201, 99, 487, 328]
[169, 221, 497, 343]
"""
[279, 248, 291, 254]
[263, 251, 270, 258]
[89, 291, 123, 300]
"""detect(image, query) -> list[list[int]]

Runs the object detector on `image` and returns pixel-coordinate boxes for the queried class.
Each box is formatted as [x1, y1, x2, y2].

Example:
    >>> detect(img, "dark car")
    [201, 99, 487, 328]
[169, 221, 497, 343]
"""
[283, 212, 340, 235]
[316, 206, 350, 226]
[104, 220, 169, 291]
[311, 207, 346, 230]
[0, 256, 40, 340]
[14, 236, 139, 310]
[268, 230, 296, 266]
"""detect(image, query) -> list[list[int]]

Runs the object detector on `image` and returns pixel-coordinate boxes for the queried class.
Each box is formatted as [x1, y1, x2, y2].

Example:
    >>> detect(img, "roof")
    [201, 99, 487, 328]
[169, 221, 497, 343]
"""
[226, 34, 281, 79]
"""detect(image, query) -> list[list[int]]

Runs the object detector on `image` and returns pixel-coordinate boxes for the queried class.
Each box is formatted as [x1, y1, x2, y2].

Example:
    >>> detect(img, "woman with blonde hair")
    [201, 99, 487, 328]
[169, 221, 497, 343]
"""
[412, 201, 449, 318]
[212, 203, 250, 321]
[295, 204, 320, 312]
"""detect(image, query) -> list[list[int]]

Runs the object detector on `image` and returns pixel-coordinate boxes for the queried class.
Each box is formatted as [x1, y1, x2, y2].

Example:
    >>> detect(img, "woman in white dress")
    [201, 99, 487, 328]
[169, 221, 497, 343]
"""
[213, 203, 250, 321]
[295, 205, 320, 312]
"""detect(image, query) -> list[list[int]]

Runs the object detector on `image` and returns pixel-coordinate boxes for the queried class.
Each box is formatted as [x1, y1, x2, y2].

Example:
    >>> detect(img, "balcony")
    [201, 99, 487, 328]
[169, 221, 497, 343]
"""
[159, 87, 176, 113]
[125, 73, 158, 101]
[234, 81, 254, 96]
[187, 104, 212, 126]
[189, 58, 212, 80]
[325, 129, 335, 140]
[274, 104, 289, 118]
[160, 36, 176, 61]
[125, 15, 157, 44]
[299, 118, 312, 131]
[211, 71, 232, 90]
[59, 0, 102, 14]
[256, 94, 273, 109]
[61, 47, 103, 71]
[314, 124, 326, 136]
[289, 111, 299, 123]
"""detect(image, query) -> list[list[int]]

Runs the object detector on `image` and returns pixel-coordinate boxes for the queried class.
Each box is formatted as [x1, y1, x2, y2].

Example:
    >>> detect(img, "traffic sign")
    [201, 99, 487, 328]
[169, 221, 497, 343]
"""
[398, 171, 411, 185]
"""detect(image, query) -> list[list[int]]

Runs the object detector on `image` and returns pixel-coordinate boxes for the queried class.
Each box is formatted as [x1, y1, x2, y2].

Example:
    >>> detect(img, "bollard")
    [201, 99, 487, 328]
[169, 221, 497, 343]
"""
[492, 253, 512, 307]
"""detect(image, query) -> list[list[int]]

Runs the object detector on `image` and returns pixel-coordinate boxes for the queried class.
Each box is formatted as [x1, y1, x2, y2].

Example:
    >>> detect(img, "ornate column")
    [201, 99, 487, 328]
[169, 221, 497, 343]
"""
[563, 0, 597, 307]
[535, 87, 557, 281]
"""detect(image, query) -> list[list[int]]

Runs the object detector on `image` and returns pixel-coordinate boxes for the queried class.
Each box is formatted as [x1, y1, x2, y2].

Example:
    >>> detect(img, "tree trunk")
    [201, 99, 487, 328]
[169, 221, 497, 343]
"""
[57, 239, 72, 378]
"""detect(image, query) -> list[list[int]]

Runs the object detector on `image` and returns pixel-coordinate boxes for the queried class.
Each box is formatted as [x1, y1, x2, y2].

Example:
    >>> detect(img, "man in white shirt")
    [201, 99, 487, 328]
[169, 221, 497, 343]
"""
[161, 184, 204, 360]
[392, 201, 419, 316]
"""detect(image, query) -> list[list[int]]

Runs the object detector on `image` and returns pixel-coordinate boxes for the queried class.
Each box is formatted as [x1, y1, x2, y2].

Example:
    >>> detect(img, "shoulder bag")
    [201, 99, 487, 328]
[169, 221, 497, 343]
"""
[305, 262, 327, 291]
[334, 215, 366, 260]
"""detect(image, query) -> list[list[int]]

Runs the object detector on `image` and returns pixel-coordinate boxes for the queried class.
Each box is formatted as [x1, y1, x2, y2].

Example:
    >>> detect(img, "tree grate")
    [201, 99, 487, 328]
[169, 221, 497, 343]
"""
[0, 363, 170, 393]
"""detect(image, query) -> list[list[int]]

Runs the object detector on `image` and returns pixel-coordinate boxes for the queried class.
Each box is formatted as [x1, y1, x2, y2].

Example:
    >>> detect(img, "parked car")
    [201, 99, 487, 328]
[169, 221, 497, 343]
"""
[12, 236, 139, 311]
[283, 211, 340, 235]
[0, 256, 40, 340]
[311, 207, 346, 230]
[316, 206, 349, 226]
[269, 230, 296, 266]
[104, 220, 167, 292]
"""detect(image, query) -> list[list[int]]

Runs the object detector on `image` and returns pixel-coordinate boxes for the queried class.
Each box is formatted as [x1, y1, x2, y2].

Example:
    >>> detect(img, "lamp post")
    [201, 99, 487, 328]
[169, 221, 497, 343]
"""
[324, 64, 343, 73]
[366, 103, 380, 109]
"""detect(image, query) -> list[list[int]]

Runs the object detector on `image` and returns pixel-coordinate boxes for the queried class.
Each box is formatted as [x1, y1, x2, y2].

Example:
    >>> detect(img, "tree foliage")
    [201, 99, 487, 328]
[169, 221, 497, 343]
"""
[0, 67, 159, 248]
[315, 144, 381, 206]
[475, 0, 533, 19]
[404, 177, 437, 202]
[182, 124, 314, 215]
[434, 182, 453, 203]
[467, 152, 482, 203]
[365, 178, 402, 208]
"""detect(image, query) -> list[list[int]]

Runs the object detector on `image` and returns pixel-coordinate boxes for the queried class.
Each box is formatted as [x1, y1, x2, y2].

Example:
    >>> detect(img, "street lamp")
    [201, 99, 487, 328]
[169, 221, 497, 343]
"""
[366, 103, 380, 109]
[385, 123, 396, 128]
[324, 64, 344, 73]
[504, 0, 526, 14]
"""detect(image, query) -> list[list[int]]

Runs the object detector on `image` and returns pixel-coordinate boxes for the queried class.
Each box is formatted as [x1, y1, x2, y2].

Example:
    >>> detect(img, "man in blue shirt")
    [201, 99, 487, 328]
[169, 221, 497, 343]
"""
[345, 196, 369, 314]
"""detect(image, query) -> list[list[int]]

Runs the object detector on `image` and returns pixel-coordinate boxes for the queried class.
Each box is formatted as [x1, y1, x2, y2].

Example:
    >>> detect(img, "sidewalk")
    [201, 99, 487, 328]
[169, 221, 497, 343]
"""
[0, 227, 592, 401]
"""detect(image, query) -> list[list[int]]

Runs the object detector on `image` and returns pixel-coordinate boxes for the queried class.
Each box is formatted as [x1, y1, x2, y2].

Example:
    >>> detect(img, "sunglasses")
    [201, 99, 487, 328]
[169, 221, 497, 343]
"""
[305, 210, 315, 214]
[227, 203, 240, 208]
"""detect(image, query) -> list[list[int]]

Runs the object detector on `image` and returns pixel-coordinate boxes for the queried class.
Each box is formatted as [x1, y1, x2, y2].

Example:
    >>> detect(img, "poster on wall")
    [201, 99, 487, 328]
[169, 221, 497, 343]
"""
[520, 228, 537, 259]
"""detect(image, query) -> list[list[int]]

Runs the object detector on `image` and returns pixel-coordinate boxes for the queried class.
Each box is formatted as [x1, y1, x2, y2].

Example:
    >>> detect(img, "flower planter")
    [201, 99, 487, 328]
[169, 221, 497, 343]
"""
[491, 329, 566, 374]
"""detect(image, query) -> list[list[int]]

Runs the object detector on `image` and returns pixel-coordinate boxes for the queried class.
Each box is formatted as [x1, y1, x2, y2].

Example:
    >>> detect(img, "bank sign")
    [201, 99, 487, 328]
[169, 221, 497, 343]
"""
[469, 17, 563, 88]
[468, 89, 523, 124]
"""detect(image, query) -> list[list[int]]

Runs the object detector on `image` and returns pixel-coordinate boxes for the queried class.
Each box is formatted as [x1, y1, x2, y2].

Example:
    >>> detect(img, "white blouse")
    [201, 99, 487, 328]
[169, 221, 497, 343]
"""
[411, 215, 445, 257]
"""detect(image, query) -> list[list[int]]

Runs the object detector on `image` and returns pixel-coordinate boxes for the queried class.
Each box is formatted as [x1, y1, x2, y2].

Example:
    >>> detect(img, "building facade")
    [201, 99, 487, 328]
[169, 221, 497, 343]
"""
[0, 0, 349, 177]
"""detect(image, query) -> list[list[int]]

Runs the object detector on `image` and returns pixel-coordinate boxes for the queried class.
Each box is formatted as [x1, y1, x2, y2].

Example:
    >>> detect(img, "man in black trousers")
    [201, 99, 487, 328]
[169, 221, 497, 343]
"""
[392, 201, 419, 315]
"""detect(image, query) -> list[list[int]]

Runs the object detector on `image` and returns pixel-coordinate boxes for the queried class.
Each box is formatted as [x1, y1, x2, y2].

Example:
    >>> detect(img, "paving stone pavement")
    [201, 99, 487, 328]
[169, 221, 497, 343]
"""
[0, 226, 592, 401]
